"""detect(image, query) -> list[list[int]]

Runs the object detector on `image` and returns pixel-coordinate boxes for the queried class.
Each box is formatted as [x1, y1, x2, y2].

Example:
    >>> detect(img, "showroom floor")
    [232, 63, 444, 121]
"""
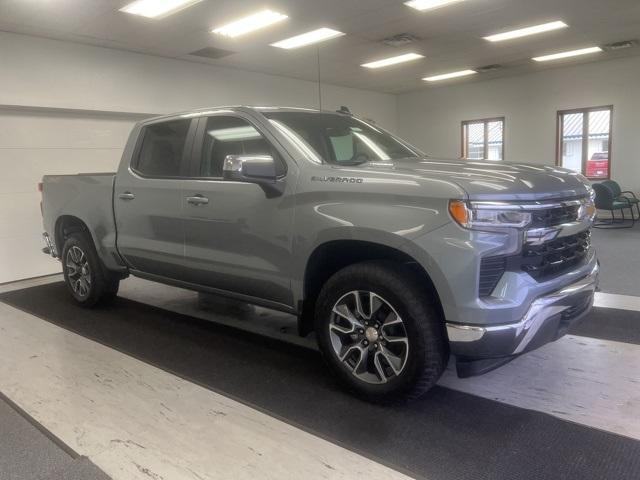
[0, 277, 639, 479]
[0, 233, 639, 480]
[591, 226, 640, 296]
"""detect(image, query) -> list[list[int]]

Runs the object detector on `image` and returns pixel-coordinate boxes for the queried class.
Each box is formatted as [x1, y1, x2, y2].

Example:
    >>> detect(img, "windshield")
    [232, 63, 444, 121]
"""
[264, 111, 422, 165]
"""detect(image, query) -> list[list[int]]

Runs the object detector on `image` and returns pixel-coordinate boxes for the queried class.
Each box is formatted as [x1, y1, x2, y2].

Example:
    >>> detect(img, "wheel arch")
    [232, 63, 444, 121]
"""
[54, 215, 91, 254]
[298, 239, 444, 336]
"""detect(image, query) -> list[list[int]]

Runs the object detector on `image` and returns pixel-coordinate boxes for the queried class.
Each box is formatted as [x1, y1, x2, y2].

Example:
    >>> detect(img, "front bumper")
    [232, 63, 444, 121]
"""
[446, 261, 598, 376]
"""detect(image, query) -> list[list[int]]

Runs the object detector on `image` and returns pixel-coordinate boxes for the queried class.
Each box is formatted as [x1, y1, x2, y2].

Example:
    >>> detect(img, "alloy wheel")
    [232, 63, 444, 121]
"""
[66, 245, 92, 298]
[328, 290, 409, 384]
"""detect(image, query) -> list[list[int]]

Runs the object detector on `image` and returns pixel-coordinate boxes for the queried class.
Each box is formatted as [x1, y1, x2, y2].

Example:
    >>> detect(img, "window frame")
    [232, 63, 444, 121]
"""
[461, 117, 505, 161]
[555, 105, 613, 180]
[130, 117, 197, 180]
[189, 112, 288, 180]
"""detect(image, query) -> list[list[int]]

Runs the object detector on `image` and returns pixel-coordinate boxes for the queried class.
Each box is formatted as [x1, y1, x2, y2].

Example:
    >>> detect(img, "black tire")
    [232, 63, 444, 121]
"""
[315, 260, 448, 403]
[61, 231, 120, 308]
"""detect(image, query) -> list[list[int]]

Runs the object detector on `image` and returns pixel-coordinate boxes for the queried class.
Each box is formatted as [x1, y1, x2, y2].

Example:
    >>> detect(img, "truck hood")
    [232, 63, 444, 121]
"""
[353, 157, 591, 201]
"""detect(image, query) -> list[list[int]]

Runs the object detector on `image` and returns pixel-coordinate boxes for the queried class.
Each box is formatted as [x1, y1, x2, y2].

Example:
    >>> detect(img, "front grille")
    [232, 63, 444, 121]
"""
[518, 231, 591, 281]
[478, 230, 591, 297]
[530, 203, 580, 228]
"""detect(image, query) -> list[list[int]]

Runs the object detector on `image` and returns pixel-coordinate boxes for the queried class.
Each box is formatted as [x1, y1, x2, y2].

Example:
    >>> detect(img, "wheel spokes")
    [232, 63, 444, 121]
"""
[352, 346, 369, 375]
[332, 303, 364, 333]
[384, 336, 409, 347]
[377, 347, 403, 376]
[328, 290, 409, 385]
[352, 291, 368, 320]
[66, 246, 91, 298]
[369, 293, 384, 319]
[66, 261, 78, 276]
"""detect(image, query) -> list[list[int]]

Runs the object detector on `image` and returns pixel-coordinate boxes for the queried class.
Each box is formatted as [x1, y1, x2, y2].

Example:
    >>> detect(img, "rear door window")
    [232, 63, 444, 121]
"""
[134, 119, 191, 177]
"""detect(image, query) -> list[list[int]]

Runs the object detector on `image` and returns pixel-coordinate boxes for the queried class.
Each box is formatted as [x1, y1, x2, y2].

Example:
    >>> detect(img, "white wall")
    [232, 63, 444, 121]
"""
[0, 31, 397, 283]
[0, 31, 397, 129]
[397, 55, 640, 191]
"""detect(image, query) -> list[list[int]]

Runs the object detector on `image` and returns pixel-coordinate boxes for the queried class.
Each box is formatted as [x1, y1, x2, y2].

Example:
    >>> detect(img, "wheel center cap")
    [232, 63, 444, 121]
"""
[365, 327, 379, 343]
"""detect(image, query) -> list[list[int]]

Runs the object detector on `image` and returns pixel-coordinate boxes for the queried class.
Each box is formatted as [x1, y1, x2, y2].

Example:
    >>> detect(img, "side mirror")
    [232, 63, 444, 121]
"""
[223, 155, 284, 196]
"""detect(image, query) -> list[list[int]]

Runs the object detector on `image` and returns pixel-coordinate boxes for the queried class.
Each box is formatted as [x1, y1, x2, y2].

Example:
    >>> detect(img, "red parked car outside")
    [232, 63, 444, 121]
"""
[586, 152, 609, 178]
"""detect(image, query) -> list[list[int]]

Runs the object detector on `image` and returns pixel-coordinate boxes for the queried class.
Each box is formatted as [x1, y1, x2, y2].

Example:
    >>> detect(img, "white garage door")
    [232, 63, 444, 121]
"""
[0, 108, 141, 284]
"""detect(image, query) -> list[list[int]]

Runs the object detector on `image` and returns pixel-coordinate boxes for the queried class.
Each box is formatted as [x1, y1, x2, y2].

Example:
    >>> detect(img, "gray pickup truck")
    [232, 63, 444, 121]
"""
[41, 106, 599, 402]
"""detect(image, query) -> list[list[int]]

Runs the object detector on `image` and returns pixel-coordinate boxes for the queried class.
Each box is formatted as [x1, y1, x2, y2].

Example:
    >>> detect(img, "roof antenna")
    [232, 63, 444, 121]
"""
[337, 106, 352, 115]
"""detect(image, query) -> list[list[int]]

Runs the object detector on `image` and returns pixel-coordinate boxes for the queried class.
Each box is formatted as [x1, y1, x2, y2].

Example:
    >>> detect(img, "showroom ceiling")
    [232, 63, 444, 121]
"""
[1, 0, 639, 93]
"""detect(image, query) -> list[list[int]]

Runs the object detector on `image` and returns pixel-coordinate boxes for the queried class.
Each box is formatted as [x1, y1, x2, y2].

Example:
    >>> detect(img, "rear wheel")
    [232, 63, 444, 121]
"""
[62, 232, 119, 307]
[315, 261, 448, 403]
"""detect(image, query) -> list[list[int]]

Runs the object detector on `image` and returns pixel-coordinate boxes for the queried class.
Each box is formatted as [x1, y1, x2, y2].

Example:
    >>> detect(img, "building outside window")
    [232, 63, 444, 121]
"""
[462, 117, 504, 160]
[557, 106, 612, 179]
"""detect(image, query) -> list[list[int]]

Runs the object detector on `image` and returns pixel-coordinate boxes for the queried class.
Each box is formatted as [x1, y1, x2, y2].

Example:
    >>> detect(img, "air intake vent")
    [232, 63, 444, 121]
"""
[189, 47, 236, 59]
[602, 40, 637, 51]
[475, 64, 503, 73]
[382, 33, 419, 47]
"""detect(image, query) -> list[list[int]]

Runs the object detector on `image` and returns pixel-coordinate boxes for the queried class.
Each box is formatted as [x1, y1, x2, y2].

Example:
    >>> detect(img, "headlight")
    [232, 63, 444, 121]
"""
[449, 200, 532, 230]
[579, 195, 597, 221]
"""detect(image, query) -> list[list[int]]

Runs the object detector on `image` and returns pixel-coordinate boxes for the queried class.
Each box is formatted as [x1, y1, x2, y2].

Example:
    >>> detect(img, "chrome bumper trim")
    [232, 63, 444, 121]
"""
[447, 261, 599, 357]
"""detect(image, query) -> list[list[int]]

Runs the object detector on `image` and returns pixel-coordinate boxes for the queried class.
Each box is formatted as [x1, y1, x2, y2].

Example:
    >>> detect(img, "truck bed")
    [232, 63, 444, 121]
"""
[42, 173, 119, 268]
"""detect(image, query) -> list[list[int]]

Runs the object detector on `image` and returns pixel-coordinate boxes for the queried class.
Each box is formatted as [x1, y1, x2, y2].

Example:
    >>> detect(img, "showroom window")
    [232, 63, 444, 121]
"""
[200, 116, 281, 177]
[461, 117, 504, 160]
[557, 106, 612, 179]
[134, 119, 191, 177]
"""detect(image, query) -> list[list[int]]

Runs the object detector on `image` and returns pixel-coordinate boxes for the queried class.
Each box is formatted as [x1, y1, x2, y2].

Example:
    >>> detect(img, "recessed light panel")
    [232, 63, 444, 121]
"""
[423, 69, 477, 82]
[532, 47, 603, 62]
[361, 53, 424, 69]
[212, 10, 288, 38]
[484, 21, 568, 42]
[271, 28, 345, 49]
[119, 0, 202, 19]
[404, 0, 465, 12]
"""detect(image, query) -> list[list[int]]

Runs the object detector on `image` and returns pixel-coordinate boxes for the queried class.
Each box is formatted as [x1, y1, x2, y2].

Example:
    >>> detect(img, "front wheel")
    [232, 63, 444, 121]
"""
[62, 232, 119, 308]
[315, 261, 448, 403]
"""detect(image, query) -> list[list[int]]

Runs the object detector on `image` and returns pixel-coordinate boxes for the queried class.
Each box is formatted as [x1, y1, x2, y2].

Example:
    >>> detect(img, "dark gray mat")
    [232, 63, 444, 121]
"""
[571, 306, 640, 345]
[42, 457, 110, 480]
[0, 393, 109, 480]
[2, 282, 639, 480]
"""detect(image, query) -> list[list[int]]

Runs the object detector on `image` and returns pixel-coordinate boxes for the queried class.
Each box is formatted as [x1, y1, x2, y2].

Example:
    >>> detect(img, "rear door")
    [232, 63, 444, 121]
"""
[114, 117, 196, 278]
[180, 112, 297, 308]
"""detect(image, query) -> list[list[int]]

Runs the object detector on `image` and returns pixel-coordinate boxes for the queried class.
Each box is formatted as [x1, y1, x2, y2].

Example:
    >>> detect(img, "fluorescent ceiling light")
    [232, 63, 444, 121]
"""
[484, 21, 568, 42]
[212, 10, 288, 38]
[119, 0, 201, 19]
[532, 46, 603, 62]
[271, 28, 345, 49]
[404, 0, 465, 12]
[423, 69, 477, 82]
[361, 53, 424, 69]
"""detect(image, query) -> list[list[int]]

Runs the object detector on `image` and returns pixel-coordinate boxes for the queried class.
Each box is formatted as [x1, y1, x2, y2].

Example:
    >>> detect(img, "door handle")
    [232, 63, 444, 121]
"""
[119, 192, 135, 201]
[186, 195, 209, 206]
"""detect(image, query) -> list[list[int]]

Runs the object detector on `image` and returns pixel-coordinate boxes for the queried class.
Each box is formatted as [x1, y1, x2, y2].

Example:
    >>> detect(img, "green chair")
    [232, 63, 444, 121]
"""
[601, 180, 640, 218]
[592, 182, 635, 228]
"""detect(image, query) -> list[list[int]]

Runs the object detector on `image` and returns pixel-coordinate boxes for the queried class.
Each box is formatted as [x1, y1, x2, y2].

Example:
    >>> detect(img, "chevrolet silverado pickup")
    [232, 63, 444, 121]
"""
[41, 106, 599, 402]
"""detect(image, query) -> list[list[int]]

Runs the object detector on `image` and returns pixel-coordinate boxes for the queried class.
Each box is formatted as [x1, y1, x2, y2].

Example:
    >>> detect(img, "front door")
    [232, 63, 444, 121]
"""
[114, 118, 195, 279]
[181, 113, 296, 308]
